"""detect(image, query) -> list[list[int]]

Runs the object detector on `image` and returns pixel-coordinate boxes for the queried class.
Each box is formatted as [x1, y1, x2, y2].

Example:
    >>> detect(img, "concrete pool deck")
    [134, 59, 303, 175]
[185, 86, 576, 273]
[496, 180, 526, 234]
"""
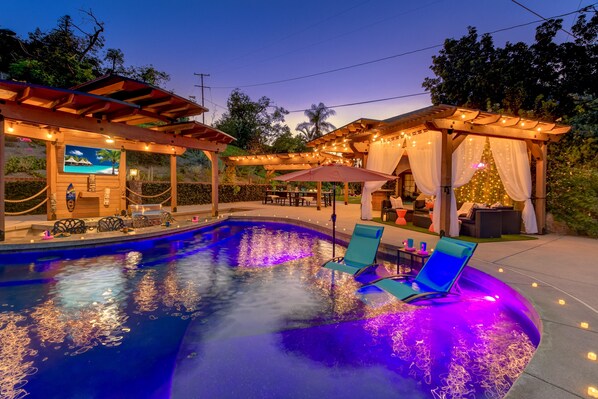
[3, 201, 597, 398]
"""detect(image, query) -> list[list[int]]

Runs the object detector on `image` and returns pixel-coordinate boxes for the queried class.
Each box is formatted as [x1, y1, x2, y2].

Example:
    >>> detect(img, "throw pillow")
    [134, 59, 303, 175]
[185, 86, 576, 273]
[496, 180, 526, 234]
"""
[457, 202, 474, 217]
[390, 196, 403, 209]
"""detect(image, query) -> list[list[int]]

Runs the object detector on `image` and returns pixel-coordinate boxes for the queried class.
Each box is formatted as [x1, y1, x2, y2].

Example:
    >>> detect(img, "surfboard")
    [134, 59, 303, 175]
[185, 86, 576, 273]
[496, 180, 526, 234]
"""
[66, 183, 76, 212]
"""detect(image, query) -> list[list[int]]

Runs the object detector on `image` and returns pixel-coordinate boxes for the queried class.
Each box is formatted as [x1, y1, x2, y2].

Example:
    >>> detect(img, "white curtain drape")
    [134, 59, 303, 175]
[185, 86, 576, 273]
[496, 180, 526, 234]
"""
[489, 137, 538, 234]
[449, 136, 486, 235]
[360, 139, 405, 220]
[406, 131, 442, 231]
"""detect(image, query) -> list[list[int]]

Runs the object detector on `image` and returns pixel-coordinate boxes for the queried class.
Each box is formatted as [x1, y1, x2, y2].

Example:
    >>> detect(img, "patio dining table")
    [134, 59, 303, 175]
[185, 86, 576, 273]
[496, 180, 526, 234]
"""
[265, 190, 334, 207]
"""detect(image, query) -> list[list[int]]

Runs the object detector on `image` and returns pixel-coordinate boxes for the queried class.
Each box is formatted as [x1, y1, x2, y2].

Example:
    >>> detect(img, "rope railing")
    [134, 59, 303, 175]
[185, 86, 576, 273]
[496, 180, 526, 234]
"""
[126, 197, 141, 205]
[6, 198, 48, 216]
[159, 196, 172, 205]
[5, 186, 49, 203]
[125, 186, 171, 199]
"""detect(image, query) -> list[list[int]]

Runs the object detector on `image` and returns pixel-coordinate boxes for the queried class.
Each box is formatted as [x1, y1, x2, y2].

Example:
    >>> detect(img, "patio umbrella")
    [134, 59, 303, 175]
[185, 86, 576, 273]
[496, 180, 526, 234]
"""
[274, 164, 396, 257]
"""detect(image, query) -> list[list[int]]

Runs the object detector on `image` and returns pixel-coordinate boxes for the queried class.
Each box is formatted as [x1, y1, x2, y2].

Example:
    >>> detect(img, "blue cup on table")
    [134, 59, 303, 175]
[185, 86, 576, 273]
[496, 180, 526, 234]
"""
[407, 238, 414, 249]
[420, 242, 427, 252]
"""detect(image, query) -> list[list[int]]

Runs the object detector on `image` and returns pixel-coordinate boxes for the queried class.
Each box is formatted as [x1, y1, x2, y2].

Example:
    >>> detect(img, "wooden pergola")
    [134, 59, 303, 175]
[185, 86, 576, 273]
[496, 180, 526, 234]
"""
[308, 105, 571, 234]
[222, 151, 352, 209]
[0, 75, 235, 241]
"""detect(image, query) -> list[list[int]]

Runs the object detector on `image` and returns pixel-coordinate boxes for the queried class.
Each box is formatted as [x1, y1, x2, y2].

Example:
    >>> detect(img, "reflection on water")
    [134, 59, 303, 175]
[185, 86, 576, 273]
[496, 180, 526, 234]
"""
[0, 221, 537, 399]
[0, 313, 36, 399]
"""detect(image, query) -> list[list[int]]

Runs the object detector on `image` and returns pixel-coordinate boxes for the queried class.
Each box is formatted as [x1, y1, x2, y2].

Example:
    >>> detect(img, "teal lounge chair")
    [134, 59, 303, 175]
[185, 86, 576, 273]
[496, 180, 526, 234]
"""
[362, 237, 477, 303]
[322, 224, 384, 276]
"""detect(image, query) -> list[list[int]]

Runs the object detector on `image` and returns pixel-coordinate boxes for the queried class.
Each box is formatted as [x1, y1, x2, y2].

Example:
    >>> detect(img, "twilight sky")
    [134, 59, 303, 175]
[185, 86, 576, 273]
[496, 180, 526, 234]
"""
[1, 0, 587, 132]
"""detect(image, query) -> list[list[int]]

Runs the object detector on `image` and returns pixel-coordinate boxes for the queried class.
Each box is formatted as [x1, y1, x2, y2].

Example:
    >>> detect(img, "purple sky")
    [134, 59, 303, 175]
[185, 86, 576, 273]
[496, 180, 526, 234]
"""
[1, 0, 586, 132]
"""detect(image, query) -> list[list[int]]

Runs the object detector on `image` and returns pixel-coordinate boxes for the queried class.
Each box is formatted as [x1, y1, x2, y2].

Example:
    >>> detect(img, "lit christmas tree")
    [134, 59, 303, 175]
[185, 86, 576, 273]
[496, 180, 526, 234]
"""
[455, 139, 512, 206]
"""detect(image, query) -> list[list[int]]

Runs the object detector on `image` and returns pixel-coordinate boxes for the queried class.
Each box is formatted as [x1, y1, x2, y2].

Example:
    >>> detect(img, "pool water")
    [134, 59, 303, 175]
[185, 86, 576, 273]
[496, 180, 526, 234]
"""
[0, 221, 538, 399]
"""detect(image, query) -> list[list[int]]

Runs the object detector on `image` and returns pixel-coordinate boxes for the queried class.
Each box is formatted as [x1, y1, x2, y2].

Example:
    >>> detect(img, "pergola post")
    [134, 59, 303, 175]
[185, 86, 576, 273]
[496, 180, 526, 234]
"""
[344, 182, 349, 205]
[119, 149, 127, 214]
[170, 154, 178, 212]
[317, 182, 322, 211]
[46, 141, 57, 220]
[439, 129, 453, 235]
[204, 151, 219, 217]
[0, 116, 5, 241]
[535, 142, 548, 234]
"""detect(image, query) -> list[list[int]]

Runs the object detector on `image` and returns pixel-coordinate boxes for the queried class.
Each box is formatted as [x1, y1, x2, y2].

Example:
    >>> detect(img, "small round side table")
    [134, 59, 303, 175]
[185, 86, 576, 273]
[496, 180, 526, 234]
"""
[395, 209, 408, 225]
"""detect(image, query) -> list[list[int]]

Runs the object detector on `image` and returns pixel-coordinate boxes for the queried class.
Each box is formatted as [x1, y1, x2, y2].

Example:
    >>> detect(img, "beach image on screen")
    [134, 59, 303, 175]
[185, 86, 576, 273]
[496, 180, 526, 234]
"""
[64, 145, 120, 175]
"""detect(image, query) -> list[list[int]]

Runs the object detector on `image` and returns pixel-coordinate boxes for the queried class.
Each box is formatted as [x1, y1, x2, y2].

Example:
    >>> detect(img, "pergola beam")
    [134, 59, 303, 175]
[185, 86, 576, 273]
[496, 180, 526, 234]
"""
[16, 87, 32, 103]
[264, 164, 311, 171]
[49, 94, 76, 110]
[0, 101, 227, 152]
[430, 119, 554, 142]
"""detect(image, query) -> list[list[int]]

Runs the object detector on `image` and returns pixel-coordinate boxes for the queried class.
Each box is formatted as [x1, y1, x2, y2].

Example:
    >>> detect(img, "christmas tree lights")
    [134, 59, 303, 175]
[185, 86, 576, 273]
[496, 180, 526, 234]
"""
[455, 139, 513, 206]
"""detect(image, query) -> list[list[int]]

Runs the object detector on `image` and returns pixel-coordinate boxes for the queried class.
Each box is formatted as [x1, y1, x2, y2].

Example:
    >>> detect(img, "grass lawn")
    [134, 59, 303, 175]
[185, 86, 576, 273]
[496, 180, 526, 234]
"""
[371, 217, 537, 243]
[335, 195, 362, 204]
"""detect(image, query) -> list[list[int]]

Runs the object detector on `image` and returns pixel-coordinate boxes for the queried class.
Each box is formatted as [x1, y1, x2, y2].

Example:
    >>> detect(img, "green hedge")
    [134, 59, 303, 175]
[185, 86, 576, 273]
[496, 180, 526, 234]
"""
[5, 180, 48, 215]
[129, 182, 268, 206]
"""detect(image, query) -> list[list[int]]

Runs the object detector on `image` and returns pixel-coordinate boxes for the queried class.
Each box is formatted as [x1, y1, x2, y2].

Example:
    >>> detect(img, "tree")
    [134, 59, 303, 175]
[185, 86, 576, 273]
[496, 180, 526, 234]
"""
[96, 149, 121, 175]
[295, 103, 336, 141]
[0, 28, 23, 74]
[547, 95, 598, 237]
[422, 9, 598, 119]
[8, 12, 105, 87]
[126, 65, 170, 86]
[270, 131, 307, 154]
[0, 11, 171, 88]
[216, 89, 290, 153]
[104, 48, 125, 74]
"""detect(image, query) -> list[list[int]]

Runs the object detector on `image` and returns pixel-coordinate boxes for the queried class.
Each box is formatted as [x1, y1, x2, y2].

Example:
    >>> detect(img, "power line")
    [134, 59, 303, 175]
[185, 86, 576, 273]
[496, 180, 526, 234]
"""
[212, 44, 442, 89]
[288, 92, 428, 113]
[213, 0, 442, 77]
[510, 0, 576, 38]
[211, 5, 596, 90]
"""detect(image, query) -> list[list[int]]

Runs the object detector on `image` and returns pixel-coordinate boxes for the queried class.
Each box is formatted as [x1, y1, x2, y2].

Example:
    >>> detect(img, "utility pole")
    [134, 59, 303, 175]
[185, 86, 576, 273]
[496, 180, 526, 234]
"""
[193, 73, 210, 124]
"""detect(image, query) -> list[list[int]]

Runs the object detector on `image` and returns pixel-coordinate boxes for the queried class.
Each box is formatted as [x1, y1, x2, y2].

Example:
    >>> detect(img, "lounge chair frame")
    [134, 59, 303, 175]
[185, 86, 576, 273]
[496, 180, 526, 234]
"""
[321, 224, 384, 276]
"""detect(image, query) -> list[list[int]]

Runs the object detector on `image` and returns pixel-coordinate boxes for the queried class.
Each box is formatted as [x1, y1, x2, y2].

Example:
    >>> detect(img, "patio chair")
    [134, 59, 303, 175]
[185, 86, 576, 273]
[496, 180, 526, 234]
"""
[360, 237, 477, 303]
[97, 216, 125, 232]
[322, 224, 384, 276]
[52, 218, 87, 235]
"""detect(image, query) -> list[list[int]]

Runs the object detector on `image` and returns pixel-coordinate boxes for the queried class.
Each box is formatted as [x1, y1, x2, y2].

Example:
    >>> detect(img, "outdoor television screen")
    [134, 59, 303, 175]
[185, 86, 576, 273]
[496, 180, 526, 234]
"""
[63, 145, 120, 175]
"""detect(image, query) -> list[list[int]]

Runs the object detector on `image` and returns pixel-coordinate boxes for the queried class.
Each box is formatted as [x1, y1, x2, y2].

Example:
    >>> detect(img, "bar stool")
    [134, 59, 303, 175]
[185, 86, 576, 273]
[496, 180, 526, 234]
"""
[395, 209, 408, 225]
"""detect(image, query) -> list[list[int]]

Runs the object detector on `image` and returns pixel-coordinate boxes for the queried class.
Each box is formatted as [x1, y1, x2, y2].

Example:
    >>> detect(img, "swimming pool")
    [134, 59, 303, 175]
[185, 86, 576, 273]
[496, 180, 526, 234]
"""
[0, 220, 539, 399]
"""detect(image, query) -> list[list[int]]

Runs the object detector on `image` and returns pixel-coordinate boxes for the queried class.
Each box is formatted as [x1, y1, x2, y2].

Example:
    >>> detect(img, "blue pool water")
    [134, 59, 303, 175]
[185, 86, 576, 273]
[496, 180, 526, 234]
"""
[0, 221, 539, 399]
